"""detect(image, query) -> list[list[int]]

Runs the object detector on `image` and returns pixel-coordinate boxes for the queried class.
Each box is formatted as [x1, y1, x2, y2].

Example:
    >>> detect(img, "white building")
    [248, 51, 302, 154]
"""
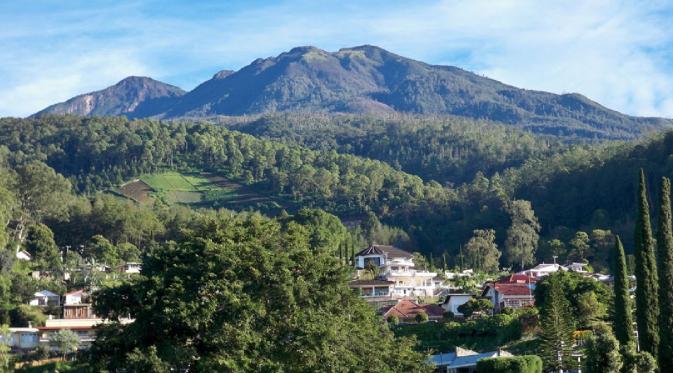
[29, 290, 60, 307]
[519, 263, 566, 279]
[354, 244, 438, 297]
[441, 294, 474, 317]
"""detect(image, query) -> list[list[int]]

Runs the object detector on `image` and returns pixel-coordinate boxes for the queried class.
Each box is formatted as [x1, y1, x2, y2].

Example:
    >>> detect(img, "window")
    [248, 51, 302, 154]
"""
[364, 257, 381, 267]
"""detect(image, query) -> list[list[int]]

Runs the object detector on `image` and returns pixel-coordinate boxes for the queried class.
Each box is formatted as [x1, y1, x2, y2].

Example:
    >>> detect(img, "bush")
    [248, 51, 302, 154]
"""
[476, 355, 542, 373]
[415, 311, 429, 323]
[443, 311, 455, 321]
[387, 315, 399, 325]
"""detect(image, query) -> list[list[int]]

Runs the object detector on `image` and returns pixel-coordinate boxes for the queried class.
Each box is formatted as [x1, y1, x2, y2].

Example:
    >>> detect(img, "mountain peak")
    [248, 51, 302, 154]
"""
[33, 76, 185, 118]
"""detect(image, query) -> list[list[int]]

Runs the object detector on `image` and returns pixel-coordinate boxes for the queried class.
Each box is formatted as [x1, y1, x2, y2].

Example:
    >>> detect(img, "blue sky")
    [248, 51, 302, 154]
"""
[2, 0, 673, 117]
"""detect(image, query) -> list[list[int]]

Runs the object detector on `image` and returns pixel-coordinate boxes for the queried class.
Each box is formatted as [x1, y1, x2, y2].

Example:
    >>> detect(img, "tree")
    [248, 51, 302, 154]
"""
[12, 161, 72, 250]
[415, 311, 429, 323]
[457, 298, 492, 318]
[505, 200, 540, 270]
[584, 323, 622, 373]
[656, 176, 673, 372]
[463, 229, 500, 273]
[25, 223, 61, 273]
[633, 170, 659, 357]
[89, 212, 431, 372]
[621, 343, 657, 373]
[476, 355, 542, 373]
[569, 231, 590, 262]
[539, 239, 566, 264]
[539, 274, 575, 371]
[0, 325, 11, 373]
[612, 236, 634, 346]
[50, 329, 79, 361]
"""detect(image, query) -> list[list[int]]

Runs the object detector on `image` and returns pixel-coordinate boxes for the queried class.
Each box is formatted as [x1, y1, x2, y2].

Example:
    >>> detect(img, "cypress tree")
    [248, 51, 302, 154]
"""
[657, 177, 673, 372]
[634, 169, 659, 357]
[612, 235, 634, 346]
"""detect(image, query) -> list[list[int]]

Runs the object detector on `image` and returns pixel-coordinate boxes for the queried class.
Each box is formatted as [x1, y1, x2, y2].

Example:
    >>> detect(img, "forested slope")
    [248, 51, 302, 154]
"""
[3, 115, 673, 264]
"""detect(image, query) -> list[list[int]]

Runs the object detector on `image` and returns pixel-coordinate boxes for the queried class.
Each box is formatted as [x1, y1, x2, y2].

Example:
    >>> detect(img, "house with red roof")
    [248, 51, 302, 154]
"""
[379, 299, 445, 322]
[482, 281, 535, 313]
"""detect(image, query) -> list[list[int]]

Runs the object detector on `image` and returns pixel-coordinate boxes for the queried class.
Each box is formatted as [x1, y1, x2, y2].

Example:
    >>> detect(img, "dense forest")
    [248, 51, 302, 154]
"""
[2, 114, 673, 269]
[220, 113, 563, 185]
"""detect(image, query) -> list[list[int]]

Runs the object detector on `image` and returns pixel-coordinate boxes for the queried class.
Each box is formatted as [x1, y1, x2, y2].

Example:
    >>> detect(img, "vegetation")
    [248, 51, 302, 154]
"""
[88, 211, 430, 372]
[612, 236, 634, 346]
[476, 355, 542, 373]
[634, 170, 659, 357]
[657, 177, 673, 371]
[538, 274, 575, 371]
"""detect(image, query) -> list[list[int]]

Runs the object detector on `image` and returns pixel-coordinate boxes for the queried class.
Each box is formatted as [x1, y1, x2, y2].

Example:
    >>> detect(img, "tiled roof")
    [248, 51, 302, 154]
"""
[380, 299, 444, 319]
[494, 283, 533, 296]
[503, 273, 537, 284]
[354, 244, 413, 259]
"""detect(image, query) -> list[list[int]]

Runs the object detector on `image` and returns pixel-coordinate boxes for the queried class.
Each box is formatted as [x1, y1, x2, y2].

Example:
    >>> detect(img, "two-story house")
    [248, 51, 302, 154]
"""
[354, 244, 439, 298]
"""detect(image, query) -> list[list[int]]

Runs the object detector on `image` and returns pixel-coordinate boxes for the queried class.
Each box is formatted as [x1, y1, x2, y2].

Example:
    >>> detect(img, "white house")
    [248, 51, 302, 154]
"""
[29, 290, 60, 307]
[354, 244, 438, 298]
[64, 290, 84, 305]
[441, 294, 474, 317]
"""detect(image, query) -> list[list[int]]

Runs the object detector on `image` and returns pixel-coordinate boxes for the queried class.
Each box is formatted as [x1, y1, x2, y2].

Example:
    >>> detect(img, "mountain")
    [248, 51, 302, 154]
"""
[33, 76, 185, 117]
[33, 46, 672, 139]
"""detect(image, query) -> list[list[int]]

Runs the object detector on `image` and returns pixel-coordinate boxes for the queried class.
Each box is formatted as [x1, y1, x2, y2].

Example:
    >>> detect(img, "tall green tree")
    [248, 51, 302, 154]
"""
[539, 274, 575, 371]
[612, 236, 634, 346]
[463, 229, 500, 273]
[634, 170, 659, 357]
[505, 200, 540, 270]
[656, 176, 673, 372]
[25, 223, 61, 273]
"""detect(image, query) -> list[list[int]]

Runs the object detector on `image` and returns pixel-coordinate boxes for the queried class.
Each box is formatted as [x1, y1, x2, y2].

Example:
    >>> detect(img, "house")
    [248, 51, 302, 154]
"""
[354, 244, 439, 297]
[37, 317, 134, 351]
[441, 294, 474, 317]
[379, 299, 445, 321]
[6, 327, 39, 350]
[63, 290, 96, 319]
[444, 269, 474, 280]
[430, 347, 513, 373]
[29, 290, 61, 307]
[482, 282, 534, 313]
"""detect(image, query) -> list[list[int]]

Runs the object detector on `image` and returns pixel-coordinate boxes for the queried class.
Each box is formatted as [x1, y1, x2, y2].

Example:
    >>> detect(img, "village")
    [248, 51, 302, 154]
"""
[4, 242, 613, 372]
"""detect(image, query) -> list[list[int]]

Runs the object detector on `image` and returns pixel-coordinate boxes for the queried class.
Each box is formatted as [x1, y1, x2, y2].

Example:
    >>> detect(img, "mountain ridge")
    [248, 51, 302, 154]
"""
[32, 45, 672, 139]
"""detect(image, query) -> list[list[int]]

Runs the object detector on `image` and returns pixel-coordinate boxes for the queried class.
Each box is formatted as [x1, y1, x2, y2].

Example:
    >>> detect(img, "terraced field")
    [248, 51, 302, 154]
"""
[114, 171, 287, 213]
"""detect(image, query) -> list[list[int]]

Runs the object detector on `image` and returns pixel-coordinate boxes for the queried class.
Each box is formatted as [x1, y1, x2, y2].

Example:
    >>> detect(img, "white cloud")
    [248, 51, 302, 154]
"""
[1, 0, 673, 117]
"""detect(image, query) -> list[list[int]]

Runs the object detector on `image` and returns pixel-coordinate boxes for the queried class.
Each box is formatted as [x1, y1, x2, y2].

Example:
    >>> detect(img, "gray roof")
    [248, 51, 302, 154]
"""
[430, 350, 513, 368]
[354, 244, 413, 259]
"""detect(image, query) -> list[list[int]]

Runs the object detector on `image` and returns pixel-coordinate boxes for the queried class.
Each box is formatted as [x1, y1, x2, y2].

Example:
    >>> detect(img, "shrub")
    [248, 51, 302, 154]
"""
[443, 311, 455, 321]
[476, 355, 542, 373]
[387, 315, 400, 325]
[415, 311, 429, 323]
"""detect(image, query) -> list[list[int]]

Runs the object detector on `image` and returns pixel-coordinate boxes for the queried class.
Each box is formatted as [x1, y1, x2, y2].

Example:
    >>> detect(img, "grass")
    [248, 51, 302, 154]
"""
[114, 171, 289, 214]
